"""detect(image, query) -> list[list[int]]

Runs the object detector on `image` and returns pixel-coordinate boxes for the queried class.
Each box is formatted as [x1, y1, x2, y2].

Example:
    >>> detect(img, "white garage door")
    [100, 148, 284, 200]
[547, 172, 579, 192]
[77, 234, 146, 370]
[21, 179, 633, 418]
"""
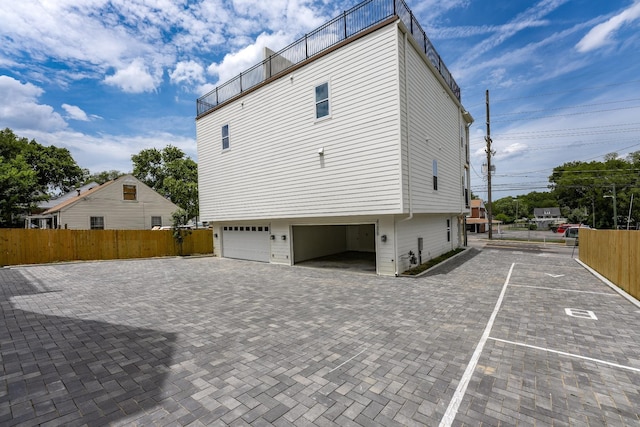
[222, 225, 271, 262]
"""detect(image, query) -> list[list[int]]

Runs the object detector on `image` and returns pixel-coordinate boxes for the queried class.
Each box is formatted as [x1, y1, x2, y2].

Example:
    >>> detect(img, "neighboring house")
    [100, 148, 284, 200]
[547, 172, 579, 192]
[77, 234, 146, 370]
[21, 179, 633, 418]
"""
[533, 207, 565, 230]
[466, 200, 487, 233]
[26, 182, 100, 229]
[25, 175, 179, 230]
[196, 0, 473, 276]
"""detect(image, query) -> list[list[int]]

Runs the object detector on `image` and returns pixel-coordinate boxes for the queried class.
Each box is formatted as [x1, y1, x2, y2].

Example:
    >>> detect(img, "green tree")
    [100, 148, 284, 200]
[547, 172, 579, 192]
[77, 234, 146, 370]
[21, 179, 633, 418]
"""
[0, 128, 86, 227]
[171, 208, 192, 255]
[84, 170, 125, 185]
[549, 153, 639, 229]
[132, 145, 198, 220]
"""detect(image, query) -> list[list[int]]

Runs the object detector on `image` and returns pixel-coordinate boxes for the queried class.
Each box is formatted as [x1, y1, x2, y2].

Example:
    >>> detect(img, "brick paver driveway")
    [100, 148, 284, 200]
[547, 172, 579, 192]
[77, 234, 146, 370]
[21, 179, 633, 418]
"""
[2, 244, 639, 426]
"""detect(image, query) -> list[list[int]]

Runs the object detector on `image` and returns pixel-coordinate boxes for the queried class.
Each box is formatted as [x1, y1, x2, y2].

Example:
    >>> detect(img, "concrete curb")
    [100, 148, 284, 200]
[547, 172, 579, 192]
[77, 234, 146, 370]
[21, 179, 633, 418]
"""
[401, 246, 474, 278]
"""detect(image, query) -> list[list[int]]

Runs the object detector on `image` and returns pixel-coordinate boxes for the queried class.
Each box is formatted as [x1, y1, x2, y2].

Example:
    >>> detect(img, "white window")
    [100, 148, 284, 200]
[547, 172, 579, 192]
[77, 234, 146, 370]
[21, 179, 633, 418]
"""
[433, 160, 438, 191]
[222, 124, 230, 150]
[315, 82, 329, 119]
[90, 216, 104, 230]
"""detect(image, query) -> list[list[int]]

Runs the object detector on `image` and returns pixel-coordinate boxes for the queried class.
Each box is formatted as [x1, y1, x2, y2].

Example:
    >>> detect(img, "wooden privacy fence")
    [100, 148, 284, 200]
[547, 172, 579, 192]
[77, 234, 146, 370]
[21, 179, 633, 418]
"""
[579, 229, 640, 301]
[0, 229, 213, 266]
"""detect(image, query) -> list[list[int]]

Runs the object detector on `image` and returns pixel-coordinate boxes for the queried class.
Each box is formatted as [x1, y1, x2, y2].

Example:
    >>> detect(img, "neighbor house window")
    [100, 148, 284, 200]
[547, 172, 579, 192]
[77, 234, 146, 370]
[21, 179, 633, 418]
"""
[90, 216, 104, 230]
[447, 219, 451, 242]
[315, 82, 329, 119]
[222, 124, 229, 150]
[433, 160, 438, 191]
[123, 184, 137, 201]
[151, 216, 162, 228]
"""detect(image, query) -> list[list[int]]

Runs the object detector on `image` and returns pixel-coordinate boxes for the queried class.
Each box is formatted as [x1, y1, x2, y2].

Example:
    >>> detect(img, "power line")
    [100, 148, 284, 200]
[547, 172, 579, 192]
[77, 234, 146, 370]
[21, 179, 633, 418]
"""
[491, 98, 640, 117]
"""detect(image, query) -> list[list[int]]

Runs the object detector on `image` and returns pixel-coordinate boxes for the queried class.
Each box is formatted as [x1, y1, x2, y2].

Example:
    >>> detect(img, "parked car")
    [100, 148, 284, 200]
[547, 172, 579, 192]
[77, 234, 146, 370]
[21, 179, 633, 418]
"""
[556, 223, 578, 234]
[562, 225, 590, 239]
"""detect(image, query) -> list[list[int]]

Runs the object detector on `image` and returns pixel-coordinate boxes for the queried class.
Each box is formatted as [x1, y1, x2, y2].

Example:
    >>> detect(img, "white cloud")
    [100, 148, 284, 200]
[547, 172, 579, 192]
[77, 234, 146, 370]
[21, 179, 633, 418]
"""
[0, 75, 67, 131]
[576, 1, 640, 52]
[207, 31, 293, 84]
[170, 61, 205, 87]
[13, 127, 197, 174]
[104, 58, 160, 93]
[61, 104, 89, 121]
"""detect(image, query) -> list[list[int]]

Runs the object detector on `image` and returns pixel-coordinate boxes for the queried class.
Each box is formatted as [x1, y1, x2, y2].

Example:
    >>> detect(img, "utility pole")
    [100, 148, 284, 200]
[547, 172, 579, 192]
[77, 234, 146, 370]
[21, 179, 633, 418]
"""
[485, 90, 494, 239]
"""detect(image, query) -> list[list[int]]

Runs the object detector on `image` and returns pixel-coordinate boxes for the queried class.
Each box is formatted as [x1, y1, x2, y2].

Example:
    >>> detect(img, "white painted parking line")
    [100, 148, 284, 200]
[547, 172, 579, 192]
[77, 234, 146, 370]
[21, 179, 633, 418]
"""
[439, 263, 516, 427]
[489, 337, 640, 373]
[327, 346, 368, 374]
[511, 284, 615, 295]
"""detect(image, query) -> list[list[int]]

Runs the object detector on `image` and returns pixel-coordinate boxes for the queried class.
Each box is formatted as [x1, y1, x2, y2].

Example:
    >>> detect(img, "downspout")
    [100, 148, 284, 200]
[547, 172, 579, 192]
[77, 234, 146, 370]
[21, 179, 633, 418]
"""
[395, 29, 412, 276]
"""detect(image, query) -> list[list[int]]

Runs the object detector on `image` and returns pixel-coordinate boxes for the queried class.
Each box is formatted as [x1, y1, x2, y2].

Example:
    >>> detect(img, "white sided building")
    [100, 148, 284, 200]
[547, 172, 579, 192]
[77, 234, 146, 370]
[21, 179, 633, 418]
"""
[196, 0, 473, 276]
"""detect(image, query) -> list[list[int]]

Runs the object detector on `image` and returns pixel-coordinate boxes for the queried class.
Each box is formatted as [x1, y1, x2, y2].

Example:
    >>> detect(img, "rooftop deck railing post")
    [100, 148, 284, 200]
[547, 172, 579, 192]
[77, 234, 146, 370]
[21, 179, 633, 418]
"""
[305, 34, 308, 59]
[343, 11, 347, 39]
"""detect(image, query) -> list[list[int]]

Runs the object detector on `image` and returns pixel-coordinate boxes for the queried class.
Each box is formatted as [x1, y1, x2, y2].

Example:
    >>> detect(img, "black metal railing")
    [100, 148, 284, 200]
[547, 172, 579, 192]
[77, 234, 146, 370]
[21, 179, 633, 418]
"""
[197, 0, 460, 117]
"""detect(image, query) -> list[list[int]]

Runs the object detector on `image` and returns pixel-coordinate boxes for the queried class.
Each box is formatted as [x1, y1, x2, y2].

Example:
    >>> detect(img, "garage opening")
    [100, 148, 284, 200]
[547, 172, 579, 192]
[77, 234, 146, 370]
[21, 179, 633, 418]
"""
[293, 224, 376, 273]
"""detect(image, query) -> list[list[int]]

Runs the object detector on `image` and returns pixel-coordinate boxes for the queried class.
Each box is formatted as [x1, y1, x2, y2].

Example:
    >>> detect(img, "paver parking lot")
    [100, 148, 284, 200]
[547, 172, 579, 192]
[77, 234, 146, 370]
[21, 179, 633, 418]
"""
[1, 244, 639, 426]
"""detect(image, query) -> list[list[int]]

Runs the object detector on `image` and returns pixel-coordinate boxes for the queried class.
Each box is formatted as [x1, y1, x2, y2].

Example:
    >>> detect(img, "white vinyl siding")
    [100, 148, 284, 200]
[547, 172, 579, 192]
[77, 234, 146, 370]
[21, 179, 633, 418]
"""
[400, 28, 467, 213]
[197, 24, 402, 222]
[396, 214, 454, 274]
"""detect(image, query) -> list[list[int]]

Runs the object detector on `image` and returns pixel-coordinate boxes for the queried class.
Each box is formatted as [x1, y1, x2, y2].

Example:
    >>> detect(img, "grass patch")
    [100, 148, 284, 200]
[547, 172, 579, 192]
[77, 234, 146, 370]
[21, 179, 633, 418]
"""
[496, 237, 564, 244]
[403, 247, 465, 275]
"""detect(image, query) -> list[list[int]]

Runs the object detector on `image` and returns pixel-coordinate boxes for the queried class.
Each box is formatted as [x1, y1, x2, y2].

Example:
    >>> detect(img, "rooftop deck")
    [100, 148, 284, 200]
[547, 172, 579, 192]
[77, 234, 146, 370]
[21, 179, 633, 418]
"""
[196, 0, 460, 118]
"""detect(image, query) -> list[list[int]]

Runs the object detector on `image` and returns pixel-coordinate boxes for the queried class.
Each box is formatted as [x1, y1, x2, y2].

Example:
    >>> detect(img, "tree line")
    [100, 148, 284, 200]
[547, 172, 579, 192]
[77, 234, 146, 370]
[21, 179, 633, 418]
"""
[488, 151, 640, 229]
[0, 128, 198, 228]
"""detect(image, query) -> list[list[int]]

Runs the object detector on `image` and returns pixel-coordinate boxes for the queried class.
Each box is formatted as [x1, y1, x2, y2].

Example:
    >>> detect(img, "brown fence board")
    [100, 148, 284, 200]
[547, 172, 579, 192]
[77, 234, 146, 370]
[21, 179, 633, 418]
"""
[579, 229, 639, 301]
[0, 229, 213, 266]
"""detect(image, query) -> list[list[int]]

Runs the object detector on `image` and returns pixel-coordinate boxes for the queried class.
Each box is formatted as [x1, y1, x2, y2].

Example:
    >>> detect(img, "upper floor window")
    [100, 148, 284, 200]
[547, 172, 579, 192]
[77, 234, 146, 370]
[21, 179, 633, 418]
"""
[433, 160, 438, 191]
[315, 82, 329, 119]
[151, 216, 162, 228]
[123, 184, 137, 201]
[222, 124, 230, 150]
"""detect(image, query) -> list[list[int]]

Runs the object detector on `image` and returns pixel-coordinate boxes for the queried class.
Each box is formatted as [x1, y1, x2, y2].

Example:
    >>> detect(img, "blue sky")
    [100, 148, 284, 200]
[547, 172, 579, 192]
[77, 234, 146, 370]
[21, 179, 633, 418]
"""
[1, 0, 640, 199]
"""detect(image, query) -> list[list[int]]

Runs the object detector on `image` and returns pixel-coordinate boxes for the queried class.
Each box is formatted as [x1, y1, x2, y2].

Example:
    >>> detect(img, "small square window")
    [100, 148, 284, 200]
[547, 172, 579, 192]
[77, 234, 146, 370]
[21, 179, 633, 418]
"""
[151, 216, 162, 228]
[90, 216, 104, 230]
[315, 82, 329, 119]
[252, 226, 256, 231]
[265, 226, 269, 232]
[258, 227, 263, 231]
[240, 227, 244, 231]
[222, 124, 230, 150]
[123, 184, 137, 201]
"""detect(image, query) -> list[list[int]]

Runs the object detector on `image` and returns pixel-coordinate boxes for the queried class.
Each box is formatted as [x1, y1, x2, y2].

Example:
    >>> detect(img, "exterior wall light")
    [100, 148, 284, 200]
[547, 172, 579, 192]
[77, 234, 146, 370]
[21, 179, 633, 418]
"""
[270, 235, 276, 240]
[381, 235, 387, 242]
[214, 233, 218, 238]
[281, 235, 287, 241]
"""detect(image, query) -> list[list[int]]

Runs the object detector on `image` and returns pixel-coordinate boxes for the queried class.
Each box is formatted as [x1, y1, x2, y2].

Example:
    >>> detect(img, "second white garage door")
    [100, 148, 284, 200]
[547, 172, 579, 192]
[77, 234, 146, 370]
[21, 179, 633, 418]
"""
[221, 225, 271, 262]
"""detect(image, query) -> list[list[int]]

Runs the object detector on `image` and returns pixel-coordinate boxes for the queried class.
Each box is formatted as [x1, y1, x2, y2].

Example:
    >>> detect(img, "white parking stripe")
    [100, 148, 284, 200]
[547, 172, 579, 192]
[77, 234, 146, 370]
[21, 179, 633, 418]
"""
[439, 263, 516, 427]
[510, 284, 616, 295]
[489, 337, 640, 373]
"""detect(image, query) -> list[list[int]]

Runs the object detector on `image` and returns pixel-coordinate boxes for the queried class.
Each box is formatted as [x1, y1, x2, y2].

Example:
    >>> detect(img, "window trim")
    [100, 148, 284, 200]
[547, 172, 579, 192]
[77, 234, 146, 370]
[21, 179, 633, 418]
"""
[221, 124, 230, 151]
[151, 216, 162, 228]
[314, 81, 330, 120]
[123, 184, 137, 201]
[90, 216, 105, 230]
[433, 159, 438, 191]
